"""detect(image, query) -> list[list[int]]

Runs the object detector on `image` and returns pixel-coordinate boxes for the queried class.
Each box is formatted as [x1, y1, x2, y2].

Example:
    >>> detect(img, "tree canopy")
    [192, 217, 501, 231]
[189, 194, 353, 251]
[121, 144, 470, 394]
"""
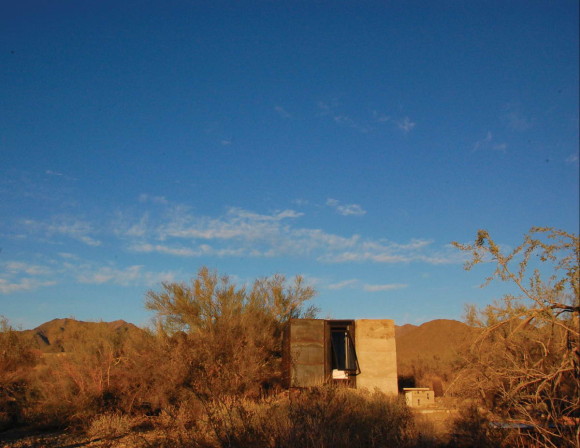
[452, 227, 579, 447]
[145, 267, 318, 397]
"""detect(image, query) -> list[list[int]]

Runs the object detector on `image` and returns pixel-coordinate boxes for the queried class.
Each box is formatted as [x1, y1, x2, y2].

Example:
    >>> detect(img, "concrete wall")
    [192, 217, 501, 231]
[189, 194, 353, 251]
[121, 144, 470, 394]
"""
[354, 319, 398, 395]
[289, 319, 326, 387]
[287, 318, 398, 394]
[404, 389, 435, 407]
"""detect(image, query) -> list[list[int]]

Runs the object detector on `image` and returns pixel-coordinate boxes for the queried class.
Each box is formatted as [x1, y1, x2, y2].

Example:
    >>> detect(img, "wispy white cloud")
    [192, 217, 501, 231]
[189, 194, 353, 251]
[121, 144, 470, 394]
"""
[501, 104, 532, 131]
[318, 239, 461, 265]
[77, 265, 144, 286]
[139, 194, 168, 205]
[292, 198, 309, 207]
[0, 253, 184, 294]
[130, 243, 200, 257]
[372, 111, 390, 123]
[472, 131, 508, 153]
[327, 279, 358, 290]
[126, 216, 149, 237]
[72, 262, 182, 288]
[231, 207, 304, 221]
[142, 270, 179, 287]
[117, 202, 459, 265]
[0, 277, 56, 294]
[565, 153, 579, 165]
[15, 200, 461, 272]
[363, 283, 407, 292]
[5, 261, 52, 276]
[62, 256, 184, 288]
[21, 217, 102, 247]
[156, 207, 303, 242]
[58, 252, 79, 260]
[317, 100, 391, 134]
[397, 117, 416, 133]
[326, 198, 366, 216]
[333, 115, 372, 133]
[0, 260, 56, 294]
[274, 105, 292, 119]
[317, 99, 339, 115]
[320, 252, 408, 263]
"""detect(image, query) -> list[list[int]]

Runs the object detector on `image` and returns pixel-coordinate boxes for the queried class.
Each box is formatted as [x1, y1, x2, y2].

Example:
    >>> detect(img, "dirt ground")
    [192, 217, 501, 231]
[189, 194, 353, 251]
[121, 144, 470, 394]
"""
[0, 427, 157, 448]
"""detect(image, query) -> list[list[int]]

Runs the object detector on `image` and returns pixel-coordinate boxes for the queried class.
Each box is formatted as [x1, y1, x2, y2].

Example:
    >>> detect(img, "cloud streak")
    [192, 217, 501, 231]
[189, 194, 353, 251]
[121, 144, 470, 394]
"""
[117, 202, 458, 266]
[0, 260, 57, 294]
[472, 131, 507, 153]
[398, 117, 416, 133]
[9, 198, 463, 299]
[326, 198, 366, 216]
[274, 105, 291, 119]
[327, 279, 358, 290]
[0, 277, 56, 294]
[22, 217, 102, 246]
[363, 283, 408, 292]
[501, 104, 532, 131]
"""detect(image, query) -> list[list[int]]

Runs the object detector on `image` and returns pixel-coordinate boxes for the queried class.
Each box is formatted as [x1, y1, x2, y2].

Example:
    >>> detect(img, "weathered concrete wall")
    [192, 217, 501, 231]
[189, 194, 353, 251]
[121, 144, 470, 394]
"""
[354, 319, 398, 394]
[289, 319, 326, 387]
[404, 388, 435, 407]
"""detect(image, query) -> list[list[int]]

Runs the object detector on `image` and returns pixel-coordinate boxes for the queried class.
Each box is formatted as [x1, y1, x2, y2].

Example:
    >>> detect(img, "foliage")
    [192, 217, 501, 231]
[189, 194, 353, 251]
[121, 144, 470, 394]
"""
[452, 227, 579, 447]
[449, 405, 511, 448]
[145, 267, 318, 398]
[284, 386, 415, 448]
[87, 412, 132, 440]
[26, 322, 133, 427]
[156, 386, 416, 448]
[0, 316, 38, 430]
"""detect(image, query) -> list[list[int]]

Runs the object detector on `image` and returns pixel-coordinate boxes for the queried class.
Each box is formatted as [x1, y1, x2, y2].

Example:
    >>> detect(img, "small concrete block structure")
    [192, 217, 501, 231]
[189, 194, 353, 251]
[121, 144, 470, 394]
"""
[286, 318, 398, 394]
[403, 388, 435, 407]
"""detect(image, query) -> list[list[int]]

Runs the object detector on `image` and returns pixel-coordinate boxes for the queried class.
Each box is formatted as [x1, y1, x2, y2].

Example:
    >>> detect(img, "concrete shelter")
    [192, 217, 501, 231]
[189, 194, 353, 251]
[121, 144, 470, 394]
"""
[284, 318, 398, 395]
[403, 388, 435, 407]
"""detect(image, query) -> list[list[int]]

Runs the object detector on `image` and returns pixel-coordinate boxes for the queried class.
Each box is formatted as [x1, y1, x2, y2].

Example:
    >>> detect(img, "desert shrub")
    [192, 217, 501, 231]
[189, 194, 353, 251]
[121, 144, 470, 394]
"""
[87, 412, 132, 440]
[145, 268, 317, 401]
[24, 322, 136, 428]
[0, 316, 38, 430]
[449, 405, 510, 448]
[142, 400, 215, 448]
[453, 228, 579, 447]
[137, 386, 415, 448]
[284, 386, 414, 448]
[192, 386, 414, 448]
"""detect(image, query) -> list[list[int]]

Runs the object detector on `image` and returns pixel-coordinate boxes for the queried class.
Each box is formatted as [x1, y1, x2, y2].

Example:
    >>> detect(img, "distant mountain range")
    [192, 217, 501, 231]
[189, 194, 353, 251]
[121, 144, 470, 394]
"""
[20, 318, 477, 369]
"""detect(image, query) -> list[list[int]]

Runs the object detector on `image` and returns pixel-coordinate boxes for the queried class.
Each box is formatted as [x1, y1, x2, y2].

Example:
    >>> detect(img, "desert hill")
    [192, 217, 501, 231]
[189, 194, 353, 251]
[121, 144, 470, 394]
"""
[395, 319, 479, 389]
[21, 318, 143, 353]
[395, 319, 478, 364]
[394, 323, 418, 339]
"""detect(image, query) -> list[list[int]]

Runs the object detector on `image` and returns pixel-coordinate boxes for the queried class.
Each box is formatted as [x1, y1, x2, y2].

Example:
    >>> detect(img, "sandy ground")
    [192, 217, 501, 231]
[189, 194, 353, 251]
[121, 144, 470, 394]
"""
[0, 427, 158, 448]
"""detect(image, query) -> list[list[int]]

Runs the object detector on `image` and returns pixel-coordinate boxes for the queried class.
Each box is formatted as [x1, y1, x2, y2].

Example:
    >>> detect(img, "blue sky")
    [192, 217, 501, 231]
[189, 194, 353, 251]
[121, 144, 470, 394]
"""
[1, 1, 578, 330]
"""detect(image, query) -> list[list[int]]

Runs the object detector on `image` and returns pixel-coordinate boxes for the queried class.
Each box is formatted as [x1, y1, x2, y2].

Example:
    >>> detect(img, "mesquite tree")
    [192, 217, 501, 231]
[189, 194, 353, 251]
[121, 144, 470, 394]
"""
[452, 227, 579, 448]
[145, 267, 317, 398]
